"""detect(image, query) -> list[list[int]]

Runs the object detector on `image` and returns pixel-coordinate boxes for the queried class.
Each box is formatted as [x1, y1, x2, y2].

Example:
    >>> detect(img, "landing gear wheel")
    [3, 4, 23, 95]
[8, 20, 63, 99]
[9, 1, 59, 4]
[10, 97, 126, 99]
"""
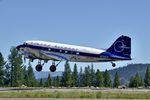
[50, 65, 56, 72]
[35, 64, 43, 72]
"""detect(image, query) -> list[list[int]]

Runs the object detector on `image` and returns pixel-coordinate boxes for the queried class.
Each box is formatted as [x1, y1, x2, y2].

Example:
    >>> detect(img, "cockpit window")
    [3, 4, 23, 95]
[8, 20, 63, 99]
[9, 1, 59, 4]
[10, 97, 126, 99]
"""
[76, 52, 79, 55]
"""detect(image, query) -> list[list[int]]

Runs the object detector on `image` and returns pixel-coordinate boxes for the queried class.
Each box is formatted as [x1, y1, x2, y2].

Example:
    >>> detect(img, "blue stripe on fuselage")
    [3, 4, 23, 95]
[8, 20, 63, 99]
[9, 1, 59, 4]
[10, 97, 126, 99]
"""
[43, 52, 69, 61]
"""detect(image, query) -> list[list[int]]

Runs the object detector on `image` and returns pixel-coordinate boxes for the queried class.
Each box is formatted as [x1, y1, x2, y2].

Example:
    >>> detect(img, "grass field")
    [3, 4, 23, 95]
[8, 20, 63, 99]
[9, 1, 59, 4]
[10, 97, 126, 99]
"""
[0, 88, 149, 99]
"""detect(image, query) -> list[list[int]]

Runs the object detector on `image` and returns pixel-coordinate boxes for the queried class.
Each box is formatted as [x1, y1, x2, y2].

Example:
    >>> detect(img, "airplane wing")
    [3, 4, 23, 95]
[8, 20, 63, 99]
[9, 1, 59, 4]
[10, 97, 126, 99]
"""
[40, 50, 68, 61]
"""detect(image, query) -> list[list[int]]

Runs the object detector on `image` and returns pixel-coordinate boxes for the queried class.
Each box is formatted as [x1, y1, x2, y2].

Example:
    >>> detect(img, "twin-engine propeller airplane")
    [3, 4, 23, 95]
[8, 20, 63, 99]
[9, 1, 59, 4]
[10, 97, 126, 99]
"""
[17, 35, 131, 72]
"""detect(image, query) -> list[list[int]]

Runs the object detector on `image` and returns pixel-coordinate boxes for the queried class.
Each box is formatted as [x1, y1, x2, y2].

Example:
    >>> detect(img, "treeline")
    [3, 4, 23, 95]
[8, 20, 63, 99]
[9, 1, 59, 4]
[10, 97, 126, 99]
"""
[39, 63, 115, 87]
[0, 47, 150, 88]
[43, 62, 150, 88]
[0, 47, 37, 87]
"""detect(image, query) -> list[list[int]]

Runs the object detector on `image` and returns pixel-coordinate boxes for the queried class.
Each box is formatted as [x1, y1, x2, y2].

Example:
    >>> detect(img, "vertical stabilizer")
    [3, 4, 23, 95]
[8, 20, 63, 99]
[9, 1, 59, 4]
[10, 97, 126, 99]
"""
[107, 35, 131, 59]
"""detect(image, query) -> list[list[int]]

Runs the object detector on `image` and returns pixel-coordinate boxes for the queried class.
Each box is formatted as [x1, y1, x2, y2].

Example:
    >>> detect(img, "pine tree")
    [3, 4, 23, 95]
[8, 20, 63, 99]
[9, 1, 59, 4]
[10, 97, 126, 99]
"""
[0, 52, 6, 86]
[60, 75, 65, 87]
[39, 78, 44, 87]
[144, 67, 150, 87]
[113, 72, 120, 88]
[103, 70, 112, 87]
[129, 76, 134, 87]
[78, 67, 83, 87]
[4, 63, 11, 86]
[139, 76, 144, 86]
[56, 76, 60, 87]
[23, 65, 28, 86]
[72, 64, 78, 87]
[95, 69, 104, 87]
[135, 73, 144, 87]
[62, 62, 72, 87]
[45, 74, 51, 87]
[90, 64, 95, 86]
[8, 47, 24, 87]
[129, 72, 141, 87]
[134, 72, 141, 87]
[83, 66, 91, 86]
[27, 62, 37, 87]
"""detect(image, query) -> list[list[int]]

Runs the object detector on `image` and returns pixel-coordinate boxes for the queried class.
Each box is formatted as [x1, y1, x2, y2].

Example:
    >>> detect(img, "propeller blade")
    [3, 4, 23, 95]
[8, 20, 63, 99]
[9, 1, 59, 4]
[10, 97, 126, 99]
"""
[24, 57, 26, 63]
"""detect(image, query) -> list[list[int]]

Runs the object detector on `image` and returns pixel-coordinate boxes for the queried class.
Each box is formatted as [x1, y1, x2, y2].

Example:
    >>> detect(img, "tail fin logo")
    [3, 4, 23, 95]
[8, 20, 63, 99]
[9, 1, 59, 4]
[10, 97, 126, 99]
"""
[107, 36, 131, 58]
[114, 41, 130, 53]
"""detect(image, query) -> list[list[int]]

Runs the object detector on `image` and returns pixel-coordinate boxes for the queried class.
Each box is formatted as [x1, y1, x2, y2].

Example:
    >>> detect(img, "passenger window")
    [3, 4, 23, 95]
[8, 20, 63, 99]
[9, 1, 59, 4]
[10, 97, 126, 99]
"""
[65, 51, 68, 53]
[76, 52, 79, 55]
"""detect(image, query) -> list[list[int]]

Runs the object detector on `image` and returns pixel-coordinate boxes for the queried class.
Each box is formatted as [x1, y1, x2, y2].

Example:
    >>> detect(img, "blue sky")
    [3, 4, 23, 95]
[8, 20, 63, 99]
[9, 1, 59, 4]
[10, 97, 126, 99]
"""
[0, 0, 150, 71]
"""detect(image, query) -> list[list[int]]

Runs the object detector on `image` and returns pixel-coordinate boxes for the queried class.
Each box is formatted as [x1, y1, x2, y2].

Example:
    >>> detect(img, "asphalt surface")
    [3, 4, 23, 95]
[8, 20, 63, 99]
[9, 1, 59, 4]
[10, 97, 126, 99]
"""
[0, 87, 149, 92]
[0, 99, 145, 100]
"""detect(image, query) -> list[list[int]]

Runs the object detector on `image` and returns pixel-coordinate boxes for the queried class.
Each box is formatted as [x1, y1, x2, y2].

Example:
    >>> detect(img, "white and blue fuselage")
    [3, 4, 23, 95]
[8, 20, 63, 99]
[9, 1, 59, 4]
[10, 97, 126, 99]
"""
[17, 35, 131, 72]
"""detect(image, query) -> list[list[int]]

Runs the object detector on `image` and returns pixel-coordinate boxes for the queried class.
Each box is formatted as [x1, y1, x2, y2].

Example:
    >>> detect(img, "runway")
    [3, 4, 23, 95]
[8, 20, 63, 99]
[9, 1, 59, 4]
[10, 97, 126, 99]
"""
[0, 99, 145, 100]
[0, 87, 149, 92]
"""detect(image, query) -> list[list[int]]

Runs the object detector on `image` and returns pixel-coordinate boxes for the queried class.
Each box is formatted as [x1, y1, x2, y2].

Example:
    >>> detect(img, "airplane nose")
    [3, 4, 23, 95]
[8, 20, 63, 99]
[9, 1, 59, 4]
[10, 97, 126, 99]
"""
[16, 45, 21, 51]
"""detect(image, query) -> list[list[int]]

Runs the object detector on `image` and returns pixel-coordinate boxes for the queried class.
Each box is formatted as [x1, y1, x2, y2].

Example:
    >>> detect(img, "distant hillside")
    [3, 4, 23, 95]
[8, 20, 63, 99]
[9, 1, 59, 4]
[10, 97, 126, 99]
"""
[34, 64, 150, 85]
[109, 63, 150, 85]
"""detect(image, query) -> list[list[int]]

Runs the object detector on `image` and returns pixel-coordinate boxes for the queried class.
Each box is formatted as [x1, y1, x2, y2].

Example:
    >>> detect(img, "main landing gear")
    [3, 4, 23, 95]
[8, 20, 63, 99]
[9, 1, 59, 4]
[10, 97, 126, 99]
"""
[35, 60, 61, 72]
[35, 64, 43, 72]
[49, 61, 61, 72]
[35, 60, 45, 72]
[50, 65, 56, 72]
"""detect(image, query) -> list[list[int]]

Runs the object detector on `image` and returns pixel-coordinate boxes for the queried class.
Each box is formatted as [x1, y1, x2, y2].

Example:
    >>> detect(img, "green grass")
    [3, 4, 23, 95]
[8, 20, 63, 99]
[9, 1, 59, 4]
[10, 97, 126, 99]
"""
[0, 90, 149, 99]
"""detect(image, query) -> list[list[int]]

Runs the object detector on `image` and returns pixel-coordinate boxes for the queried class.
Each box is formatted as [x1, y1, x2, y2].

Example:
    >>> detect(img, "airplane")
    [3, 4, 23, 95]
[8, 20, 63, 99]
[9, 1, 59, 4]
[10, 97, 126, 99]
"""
[16, 35, 131, 72]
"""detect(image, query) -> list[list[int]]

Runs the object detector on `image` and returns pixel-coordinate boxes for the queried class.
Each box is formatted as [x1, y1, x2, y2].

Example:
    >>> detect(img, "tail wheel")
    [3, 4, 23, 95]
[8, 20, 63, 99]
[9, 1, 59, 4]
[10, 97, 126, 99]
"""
[35, 64, 43, 72]
[112, 63, 116, 67]
[50, 65, 56, 72]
